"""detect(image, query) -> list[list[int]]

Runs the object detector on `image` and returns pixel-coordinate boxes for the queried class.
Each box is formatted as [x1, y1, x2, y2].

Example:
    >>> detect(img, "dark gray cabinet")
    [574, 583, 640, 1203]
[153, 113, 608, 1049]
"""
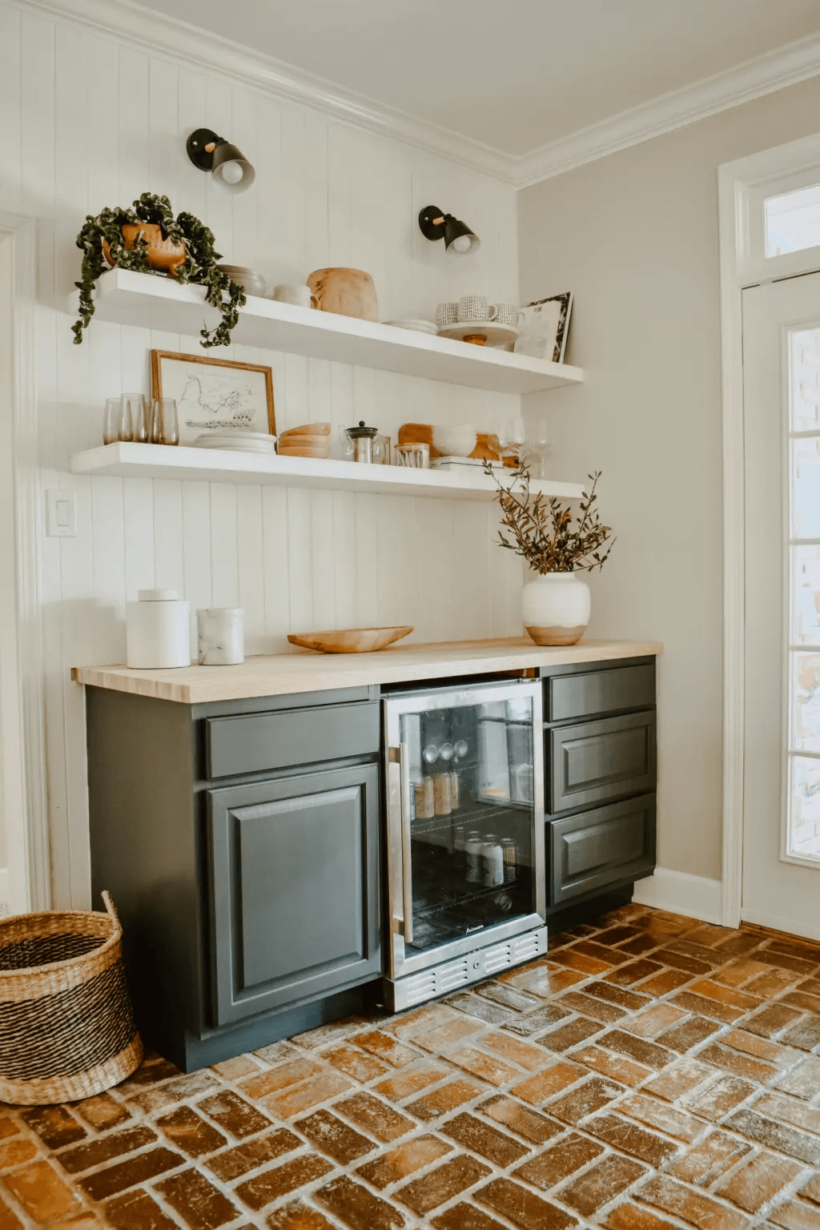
[548, 711, 656, 813]
[208, 764, 380, 1026]
[548, 795, 656, 906]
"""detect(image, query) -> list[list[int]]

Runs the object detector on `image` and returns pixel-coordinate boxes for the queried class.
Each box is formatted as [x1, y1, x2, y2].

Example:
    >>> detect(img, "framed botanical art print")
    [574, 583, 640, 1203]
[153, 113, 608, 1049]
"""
[514, 292, 573, 363]
[151, 351, 275, 446]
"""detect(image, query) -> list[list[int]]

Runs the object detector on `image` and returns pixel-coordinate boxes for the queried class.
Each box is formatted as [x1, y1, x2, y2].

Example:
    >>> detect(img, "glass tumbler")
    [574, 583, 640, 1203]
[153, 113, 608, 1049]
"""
[151, 398, 180, 446]
[124, 393, 149, 443]
[103, 397, 133, 445]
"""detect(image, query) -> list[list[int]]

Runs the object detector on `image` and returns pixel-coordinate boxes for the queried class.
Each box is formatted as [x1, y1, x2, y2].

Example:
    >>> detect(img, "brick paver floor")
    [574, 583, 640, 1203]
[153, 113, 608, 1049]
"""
[4, 904, 820, 1228]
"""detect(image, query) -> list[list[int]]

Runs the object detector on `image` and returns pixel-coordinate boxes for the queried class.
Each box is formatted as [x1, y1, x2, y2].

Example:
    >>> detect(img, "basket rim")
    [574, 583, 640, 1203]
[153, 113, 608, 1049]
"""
[0, 903, 122, 980]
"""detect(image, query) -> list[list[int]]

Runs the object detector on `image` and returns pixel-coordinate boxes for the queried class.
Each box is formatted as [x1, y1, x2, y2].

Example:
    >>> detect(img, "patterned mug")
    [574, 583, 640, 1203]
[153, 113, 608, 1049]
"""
[458, 295, 497, 323]
[435, 301, 459, 328]
[493, 303, 519, 329]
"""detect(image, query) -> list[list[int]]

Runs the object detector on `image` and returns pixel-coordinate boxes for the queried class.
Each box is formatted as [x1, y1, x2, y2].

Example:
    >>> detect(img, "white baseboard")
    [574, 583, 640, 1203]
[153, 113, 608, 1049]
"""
[632, 867, 723, 925]
[0, 868, 8, 918]
[741, 906, 820, 944]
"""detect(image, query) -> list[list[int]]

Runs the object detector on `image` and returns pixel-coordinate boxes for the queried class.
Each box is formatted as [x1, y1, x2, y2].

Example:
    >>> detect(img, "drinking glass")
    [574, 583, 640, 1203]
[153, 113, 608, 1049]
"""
[494, 416, 526, 466]
[524, 430, 551, 478]
[124, 393, 149, 443]
[151, 398, 180, 446]
[103, 397, 132, 445]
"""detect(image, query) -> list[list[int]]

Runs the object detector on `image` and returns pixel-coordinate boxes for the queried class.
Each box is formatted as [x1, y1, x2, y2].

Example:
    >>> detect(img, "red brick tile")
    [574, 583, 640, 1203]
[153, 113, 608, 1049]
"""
[479, 1030, 548, 1070]
[397, 1155, 490, 1215]
[3, 1159, 83, 1221]
[585, 981, 652, 1010]
[513, 1132, 604, 1189]
[756, 1091, 820, 1136]
[266, 1204, 339, 1230]
[745, 1003, 804, 1038]
[103, 1190, 178, 1230]
[239, 1057, 322, 1100]
[666, 1130, 751, 1186]
[317, 1174, 406, 1229]
[335, 1092, 414, 1141]
[479, 1096, 564, 1144]
[127, 1072, 220, 1115]
[154, 1170, 238, 1230]
[388, 1003, 456, 1041]
[321, 1042, 390, 1083]
[0, 1139, 36, 1170]
[405, 1078, 483, 1121]
[669, 991, 747, 1025]
[656, 1016, 721, 1053]
[587, 1113, 680, 1166]
[618, 1093, 702, 1142]
[503, 1003, 573, 1036]
[698, 1041, 777, 1083]
[604, 960, 664, 988]
[73, 1093, 131, 1131]
[547, 1076, 621, 1125]
[253, 1039, 301, 1064]
[432, 1206, 509, 1230]
[776, 1055, 820, 1099]
[236, 1155, 333, 1212]
[558, 990, 627, 1023]
[744, 968, 804, 997]
[291, 1016, 370, 1050]
[156, 1107, 227, 1158]
[549, 948, 612, 975]
[58, 1125, 157, 1174]
[683, 1074, 755, 1121]
[716, 1151, 802, 1213]
[640, 1175, 749, 1230]
[560, 1154, 647, 1217]
[802, 1176, 820, 1206]
[597, 925, 643, 947]
[510, 1061, 584, 1105]
[503, 964, 586, 998]
[570, 939, 632, 966]
[723, 1028, 790, 1062]
[573, 1045, 650, 1086]
[769, 1201, 820, 1229]
[477, 982, 542, 1012]
[725, 1109, 820, 1165]
[79, 1148, 184, 1201]
[205, 1129, 302, 1182]
[619, 935, 663, 956]
[598, 1029, 671, 1069]
[0, 1196, 24, 1230]
[625, 1003, 686, 1038]
[602, 1203, 682, 1229]
[296, 1109, 376, 1163]
[476, 1177, 580, 1228]
[356, 1135, 453, 1188]
[372, 1062, 449, 1102]
[652, 948, 712, 976]
[116, 1055, 179, 1091]
[351, 1030, 419, 1068]
[447, 1045, 520, 1086]
[263, 1071, 353, 1120]
[783, 1016, 820, 1052]
[442, 1112, 530, 1166]
[20, 1106, 86, 1149]
[446, 991, 520, 1026]
[198, 1089, 272, 1138]
[0, 1122, 18, 1143]
[637, 968, 694, 996]
[210, 1054, 261, 1080]
[539, 1017, 603, 1051]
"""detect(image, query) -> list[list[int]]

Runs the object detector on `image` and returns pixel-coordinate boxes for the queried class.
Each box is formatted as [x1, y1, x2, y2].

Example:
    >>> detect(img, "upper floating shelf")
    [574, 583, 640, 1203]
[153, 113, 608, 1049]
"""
[68, 270, 584, 396]
[70, 443, 586, 502]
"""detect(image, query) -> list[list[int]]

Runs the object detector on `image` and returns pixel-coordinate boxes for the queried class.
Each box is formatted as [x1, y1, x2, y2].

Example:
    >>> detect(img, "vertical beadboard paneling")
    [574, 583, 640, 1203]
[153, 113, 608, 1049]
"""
[1, 3, 526, 905]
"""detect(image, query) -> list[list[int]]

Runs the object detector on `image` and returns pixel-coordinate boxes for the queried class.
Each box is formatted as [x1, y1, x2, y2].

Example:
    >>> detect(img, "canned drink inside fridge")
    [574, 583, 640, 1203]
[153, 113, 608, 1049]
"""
[501, 837, 517, 883]
[414, 777, 434, 819]
[482, 835, 504, 887]
[449, 770, 460, 808]
[465, 832, 482, 883]
[433, 773, 452, 816]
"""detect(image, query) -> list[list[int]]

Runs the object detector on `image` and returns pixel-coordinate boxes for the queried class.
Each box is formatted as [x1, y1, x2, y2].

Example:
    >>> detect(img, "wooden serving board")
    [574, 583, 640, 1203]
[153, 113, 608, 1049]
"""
[398, 423, 503, 462]
[287, 626, 413, 654]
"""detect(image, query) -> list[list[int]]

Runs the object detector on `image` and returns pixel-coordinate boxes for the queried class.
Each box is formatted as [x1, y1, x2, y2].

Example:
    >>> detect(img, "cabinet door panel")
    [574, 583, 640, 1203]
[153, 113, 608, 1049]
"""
[208, 764, 381, 1025]
[205, 702, 379, 779]
[548, 795, 656, 905]
[548, 663, 655, 722]
[549, 712, 656, 813]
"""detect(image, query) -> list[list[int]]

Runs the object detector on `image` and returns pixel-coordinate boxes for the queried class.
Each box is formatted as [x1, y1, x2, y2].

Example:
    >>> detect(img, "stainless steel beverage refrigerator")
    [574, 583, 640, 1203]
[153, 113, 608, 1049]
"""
[383, 679, 547, 1010]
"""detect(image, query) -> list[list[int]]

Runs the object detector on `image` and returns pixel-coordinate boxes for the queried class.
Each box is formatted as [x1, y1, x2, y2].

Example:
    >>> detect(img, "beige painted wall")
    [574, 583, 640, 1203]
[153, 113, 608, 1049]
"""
[519, 78, 820, 882]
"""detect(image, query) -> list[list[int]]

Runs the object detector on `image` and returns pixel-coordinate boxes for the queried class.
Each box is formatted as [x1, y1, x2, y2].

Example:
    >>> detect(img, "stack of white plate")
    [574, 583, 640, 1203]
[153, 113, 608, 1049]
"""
[193, 430, 277, 454]
[384, 319, 437, 334]
[216, 265, 266, 297]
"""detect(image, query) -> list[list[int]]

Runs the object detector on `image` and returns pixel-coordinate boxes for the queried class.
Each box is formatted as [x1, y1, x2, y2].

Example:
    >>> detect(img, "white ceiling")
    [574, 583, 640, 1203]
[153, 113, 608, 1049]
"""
[132, 0, 820, 156]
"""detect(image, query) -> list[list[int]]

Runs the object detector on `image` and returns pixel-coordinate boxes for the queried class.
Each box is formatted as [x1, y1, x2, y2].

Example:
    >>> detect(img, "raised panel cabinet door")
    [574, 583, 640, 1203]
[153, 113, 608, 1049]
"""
[207, 763, 381, 1026]
[547, 663, 655, 723]
[548, 795, 656, 905]
[549, 711, 656, 814]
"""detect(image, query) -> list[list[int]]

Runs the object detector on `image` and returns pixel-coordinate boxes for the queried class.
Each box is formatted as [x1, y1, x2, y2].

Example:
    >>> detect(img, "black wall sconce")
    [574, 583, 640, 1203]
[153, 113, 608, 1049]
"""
[418, 205, 480, 255]
[186, 128, 256, 194]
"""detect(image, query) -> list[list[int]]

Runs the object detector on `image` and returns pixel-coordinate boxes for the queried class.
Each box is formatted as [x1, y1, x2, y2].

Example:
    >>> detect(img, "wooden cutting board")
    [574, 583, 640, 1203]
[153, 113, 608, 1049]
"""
[398, 423, 504, 462]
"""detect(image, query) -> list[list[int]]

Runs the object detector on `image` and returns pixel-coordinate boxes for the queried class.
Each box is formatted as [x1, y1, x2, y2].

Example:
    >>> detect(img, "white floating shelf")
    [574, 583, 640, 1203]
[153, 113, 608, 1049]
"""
[70, 443, 586, 502]
[68, 270, 584, 396]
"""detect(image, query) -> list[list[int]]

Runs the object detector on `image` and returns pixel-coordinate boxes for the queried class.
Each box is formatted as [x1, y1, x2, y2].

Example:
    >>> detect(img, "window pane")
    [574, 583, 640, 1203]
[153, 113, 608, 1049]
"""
[788, 756, 820, 859]
[792, 437, 820, 538]
[766, 183, 820, 258]
[791, 653, 820, 751]
[790, 329, 820, 431]
[792, 546, 820, 644]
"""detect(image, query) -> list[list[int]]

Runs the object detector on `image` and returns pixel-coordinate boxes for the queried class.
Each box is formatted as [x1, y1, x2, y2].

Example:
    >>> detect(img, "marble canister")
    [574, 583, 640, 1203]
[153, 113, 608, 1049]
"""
[197, 608, 245, 665]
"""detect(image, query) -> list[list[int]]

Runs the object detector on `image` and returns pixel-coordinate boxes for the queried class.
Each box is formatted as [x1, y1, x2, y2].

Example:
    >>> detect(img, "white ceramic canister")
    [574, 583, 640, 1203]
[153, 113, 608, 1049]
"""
[197, 608, 245, 665]
[126, 590, 191, 669]
[521, 573, 591, 646]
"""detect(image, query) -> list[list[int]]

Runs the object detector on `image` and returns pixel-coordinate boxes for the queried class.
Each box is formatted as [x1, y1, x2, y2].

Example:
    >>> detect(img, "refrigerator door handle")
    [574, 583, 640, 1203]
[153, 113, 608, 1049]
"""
[398, 741, 414, 946]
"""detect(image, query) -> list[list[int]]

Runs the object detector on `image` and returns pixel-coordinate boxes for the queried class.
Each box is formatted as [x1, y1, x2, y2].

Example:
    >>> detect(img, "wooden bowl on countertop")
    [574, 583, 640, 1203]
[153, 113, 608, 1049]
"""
[288, 626, 413, 654]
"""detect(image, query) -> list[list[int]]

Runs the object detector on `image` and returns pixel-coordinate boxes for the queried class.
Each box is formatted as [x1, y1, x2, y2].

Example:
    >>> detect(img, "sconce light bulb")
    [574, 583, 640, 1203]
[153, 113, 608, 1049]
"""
[220, 161, 244, 185]
[451, 234, 472, 254]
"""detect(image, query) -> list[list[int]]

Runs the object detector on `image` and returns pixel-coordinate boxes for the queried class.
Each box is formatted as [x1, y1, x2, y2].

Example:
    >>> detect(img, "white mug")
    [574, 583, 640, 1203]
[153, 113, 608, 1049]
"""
[493, 303, 519, 329]
[435, 301, 459, 328]
[458, 295, 497, 323]
[273, 284, 317, 309]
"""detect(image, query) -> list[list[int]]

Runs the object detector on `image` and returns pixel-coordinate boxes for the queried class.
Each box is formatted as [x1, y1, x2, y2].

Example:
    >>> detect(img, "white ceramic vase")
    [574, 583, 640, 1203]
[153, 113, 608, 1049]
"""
[522, 573, 590, 646]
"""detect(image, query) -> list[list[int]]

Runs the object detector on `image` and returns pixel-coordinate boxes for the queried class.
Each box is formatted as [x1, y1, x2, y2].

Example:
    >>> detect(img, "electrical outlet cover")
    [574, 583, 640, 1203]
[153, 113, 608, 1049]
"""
[46, 490, 77, 537]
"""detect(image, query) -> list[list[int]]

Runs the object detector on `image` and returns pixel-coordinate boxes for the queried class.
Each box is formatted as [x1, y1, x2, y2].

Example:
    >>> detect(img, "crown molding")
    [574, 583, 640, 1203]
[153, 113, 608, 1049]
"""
[13, 0, 820, 190]
[514, 31, 820, 188]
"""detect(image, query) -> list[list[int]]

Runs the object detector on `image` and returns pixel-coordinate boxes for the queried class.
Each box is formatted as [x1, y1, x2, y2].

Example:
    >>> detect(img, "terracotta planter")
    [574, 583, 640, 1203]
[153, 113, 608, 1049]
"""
[522, 573, 590, 646]
[103, 223, 187, 278]
[307, 267, 379, 321]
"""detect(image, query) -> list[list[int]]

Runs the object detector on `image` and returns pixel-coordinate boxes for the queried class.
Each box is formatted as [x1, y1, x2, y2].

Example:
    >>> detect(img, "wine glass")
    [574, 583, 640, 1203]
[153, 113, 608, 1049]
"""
[495, 416, 526, 466]
[524, 430, 551, 478]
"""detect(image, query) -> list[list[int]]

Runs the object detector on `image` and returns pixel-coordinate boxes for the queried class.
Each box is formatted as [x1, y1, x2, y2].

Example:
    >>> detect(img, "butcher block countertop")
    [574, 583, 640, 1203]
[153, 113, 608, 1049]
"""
[72, 637, 662, 705]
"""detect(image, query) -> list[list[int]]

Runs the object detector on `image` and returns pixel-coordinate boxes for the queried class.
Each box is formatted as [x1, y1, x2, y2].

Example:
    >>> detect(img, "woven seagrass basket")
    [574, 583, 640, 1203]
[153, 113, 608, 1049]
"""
[0, 891, 143, 1104]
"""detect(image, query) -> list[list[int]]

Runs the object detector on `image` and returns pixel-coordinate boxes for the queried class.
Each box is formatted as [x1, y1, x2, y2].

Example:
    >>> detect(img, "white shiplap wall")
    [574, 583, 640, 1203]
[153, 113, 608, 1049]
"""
[0, 3, 525, 908]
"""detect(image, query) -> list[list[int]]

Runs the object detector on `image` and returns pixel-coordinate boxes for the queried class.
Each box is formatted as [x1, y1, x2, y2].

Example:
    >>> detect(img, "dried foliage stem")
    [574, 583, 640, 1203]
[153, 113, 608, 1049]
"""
[485, 462, 614, 574]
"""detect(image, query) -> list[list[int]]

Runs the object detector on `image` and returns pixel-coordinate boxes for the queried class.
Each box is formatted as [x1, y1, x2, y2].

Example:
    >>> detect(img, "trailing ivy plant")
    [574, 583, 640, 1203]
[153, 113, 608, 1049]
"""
[72, 192, 246, 349]
[485, 461, 615, 574]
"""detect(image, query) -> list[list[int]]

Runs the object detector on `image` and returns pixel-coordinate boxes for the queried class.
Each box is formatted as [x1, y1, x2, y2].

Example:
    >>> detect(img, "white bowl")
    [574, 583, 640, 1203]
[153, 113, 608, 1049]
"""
[432, 424, 478, 458]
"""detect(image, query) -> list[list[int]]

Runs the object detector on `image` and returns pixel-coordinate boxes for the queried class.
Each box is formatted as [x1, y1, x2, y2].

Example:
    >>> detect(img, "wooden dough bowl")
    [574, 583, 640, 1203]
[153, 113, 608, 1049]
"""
[288, 626, 413, 654]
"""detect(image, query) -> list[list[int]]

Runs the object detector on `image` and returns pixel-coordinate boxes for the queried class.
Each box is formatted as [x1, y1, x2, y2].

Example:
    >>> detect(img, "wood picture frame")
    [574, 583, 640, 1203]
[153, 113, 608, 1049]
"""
[151, 350, 275, 445]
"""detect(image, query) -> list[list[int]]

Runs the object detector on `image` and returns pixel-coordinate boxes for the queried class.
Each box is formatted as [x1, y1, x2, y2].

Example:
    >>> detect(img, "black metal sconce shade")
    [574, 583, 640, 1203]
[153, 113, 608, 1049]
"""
[186, 128, 256, 194]
[418, 204, 480, 255]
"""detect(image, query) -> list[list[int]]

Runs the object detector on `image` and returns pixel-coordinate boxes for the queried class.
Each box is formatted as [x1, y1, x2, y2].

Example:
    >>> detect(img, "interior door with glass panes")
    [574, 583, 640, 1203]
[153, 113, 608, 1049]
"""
[384, 682, 545, 977]
[743, 272, 820, 939]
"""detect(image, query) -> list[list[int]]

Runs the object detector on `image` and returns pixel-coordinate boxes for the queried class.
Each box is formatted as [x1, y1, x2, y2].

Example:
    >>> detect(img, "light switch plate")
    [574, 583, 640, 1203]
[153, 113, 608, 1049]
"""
[46, 490, 77, 537]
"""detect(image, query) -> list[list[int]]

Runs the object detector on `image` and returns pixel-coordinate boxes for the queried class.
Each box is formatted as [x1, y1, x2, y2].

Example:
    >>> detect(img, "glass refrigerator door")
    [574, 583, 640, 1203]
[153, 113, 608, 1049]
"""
[397, 690, 539, 955]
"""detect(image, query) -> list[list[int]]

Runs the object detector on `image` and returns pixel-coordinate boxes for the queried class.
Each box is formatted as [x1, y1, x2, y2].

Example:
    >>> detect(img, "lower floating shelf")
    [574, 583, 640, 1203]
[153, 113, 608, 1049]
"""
[70, 443, 586, 502]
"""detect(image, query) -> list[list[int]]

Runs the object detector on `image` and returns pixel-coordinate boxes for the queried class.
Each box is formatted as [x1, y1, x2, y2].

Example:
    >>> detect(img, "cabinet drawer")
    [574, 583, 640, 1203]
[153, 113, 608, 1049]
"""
[548, 711, 656, 813]
[548, 795, 656, 906]
[205, 701, 380, 779]
[548, 663, 655, 723]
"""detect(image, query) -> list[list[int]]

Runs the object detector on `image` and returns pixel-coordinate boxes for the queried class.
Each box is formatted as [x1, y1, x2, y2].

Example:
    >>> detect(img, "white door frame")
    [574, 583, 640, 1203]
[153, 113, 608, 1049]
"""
[719, 131, 820, 927]
[0, 213, 49, 915]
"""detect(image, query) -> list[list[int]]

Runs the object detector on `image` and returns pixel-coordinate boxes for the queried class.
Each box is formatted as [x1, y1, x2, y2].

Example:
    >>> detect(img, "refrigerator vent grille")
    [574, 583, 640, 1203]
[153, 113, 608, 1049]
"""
[438, 959, 471, 993]
[403, 970, 438, 1007]
[513, 930, 546, 963]
[484, 942, 514, 974]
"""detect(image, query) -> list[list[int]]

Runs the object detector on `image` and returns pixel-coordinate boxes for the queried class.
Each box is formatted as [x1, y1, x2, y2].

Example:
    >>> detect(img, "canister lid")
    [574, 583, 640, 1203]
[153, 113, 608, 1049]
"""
[137, 589, 180, 602]
[346, 420, 378, 438]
